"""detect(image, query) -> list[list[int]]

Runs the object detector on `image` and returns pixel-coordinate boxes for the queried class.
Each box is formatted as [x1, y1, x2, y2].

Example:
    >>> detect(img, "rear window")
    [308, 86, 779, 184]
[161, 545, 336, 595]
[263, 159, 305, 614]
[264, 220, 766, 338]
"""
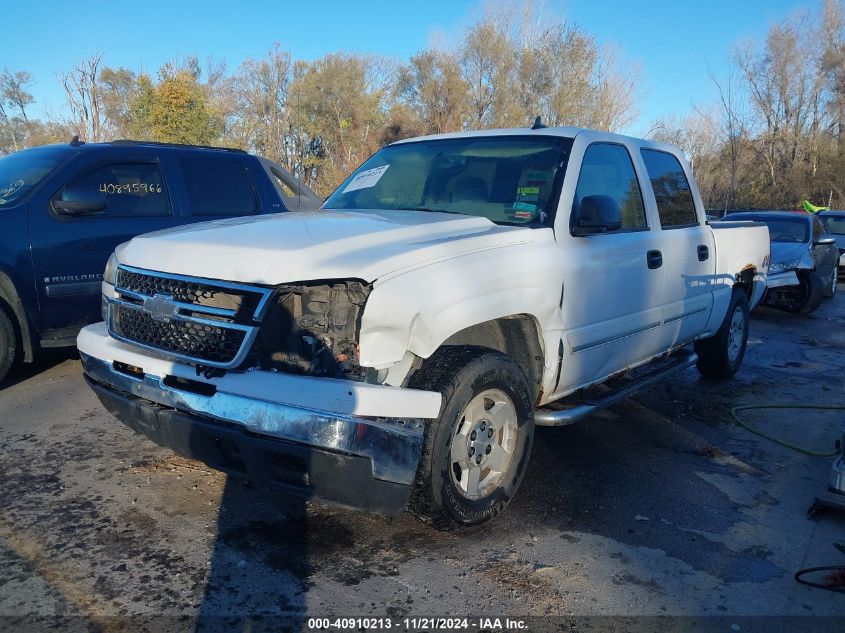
[180, 158, 258, 217]
[640, 149, 698, 228]
[725, 215, 809, 243]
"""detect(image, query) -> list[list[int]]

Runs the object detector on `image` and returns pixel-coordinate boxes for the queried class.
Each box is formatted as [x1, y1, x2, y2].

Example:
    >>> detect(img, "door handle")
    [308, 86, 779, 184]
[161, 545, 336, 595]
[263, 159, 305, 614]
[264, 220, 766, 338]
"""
[647, 250, 663, 269]
[698, 245, 709, 261]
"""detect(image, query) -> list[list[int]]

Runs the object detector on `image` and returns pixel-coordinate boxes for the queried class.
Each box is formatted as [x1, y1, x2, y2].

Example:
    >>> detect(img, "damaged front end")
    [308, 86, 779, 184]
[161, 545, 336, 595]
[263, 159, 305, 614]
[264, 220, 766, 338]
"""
[251, 280, 372, 380]
[107, 265, 375, 381]
[86, 265, 439, 515]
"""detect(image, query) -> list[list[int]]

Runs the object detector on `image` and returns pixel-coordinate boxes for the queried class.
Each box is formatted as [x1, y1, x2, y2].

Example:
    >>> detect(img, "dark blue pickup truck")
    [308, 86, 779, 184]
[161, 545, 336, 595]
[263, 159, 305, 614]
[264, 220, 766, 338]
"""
[0, 139, 319, 383]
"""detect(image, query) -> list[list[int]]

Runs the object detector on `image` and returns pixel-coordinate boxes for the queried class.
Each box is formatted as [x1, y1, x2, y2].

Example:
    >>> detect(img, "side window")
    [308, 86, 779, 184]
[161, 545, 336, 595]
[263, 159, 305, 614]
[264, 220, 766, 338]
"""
[61, 162, 170, 216]
[640, 149, 698, 228]
[573, 143, 646, 231]
[813, 217, 824, 241]
[180, 158, 258, 217]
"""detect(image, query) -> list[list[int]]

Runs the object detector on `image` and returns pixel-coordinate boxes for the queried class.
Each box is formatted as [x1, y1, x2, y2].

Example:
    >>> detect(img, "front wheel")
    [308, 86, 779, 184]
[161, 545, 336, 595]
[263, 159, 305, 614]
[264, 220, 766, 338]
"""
[780, 270, 824, 313]
[695, 288, 750, 379]
[408, 346, 534, 531]
[0, 307, 19, 386]
[825, 266, 838, 298]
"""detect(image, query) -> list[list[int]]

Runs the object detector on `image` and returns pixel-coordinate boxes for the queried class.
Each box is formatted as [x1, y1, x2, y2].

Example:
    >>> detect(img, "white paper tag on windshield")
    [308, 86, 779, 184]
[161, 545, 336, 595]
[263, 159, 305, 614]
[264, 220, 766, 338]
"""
[343, 165, 389, 193]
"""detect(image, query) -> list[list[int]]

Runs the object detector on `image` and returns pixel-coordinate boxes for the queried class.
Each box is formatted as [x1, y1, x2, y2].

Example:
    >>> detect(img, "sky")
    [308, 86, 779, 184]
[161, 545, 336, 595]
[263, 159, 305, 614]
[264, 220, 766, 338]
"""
[0, 0, 819, 135]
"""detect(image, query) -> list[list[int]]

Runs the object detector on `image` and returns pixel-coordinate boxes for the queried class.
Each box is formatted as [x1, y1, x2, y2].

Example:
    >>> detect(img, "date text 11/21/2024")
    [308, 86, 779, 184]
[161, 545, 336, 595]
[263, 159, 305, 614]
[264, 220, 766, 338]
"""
[306, 618, 528, 630]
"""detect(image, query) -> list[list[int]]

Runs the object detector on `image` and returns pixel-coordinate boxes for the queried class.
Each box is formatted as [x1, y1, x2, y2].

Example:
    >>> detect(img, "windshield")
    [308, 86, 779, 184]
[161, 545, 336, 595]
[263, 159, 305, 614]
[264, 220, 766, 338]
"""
[322, 136, 573, 227]
[822, 215, 845, 235]
[725, 214, 809, 243]
[0, 146, 72, 207]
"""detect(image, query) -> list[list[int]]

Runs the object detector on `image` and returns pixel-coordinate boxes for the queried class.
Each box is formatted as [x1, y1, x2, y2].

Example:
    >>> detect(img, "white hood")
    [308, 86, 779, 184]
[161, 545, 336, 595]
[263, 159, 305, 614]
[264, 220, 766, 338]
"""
[117, 210, 536, 285]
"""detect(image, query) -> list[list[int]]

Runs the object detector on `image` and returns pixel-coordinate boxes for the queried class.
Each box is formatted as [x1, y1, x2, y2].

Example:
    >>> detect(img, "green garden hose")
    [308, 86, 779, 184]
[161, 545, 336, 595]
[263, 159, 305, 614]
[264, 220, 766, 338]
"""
[730, 404, 844, 457]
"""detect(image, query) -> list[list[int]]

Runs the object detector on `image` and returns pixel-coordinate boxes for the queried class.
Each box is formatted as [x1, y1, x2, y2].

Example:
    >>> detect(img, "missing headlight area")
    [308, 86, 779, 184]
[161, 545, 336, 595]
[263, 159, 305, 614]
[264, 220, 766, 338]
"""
[252, 280, 371, 378]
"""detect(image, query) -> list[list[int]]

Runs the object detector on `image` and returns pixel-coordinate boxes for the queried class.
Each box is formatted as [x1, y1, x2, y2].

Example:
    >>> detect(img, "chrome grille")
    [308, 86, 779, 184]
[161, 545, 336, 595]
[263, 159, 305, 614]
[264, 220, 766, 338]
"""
[107, 265, 272, 369]
[116, 268, 258, 315]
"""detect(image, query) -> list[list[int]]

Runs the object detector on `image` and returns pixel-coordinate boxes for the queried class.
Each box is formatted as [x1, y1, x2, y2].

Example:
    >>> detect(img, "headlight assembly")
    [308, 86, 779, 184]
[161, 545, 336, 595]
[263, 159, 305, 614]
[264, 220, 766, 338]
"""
[103, 252, 119, 286]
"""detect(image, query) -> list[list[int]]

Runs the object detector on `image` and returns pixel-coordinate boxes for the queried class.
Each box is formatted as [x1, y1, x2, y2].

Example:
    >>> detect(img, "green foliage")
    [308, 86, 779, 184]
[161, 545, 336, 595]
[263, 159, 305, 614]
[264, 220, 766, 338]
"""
[129, 71, 219, 144]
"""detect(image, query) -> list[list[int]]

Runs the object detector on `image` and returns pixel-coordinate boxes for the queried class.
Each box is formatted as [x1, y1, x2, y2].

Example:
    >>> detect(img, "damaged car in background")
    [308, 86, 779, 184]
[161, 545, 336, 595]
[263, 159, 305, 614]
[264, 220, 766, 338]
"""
[78, 126, 770, 530]
[724, 211, 838, 313]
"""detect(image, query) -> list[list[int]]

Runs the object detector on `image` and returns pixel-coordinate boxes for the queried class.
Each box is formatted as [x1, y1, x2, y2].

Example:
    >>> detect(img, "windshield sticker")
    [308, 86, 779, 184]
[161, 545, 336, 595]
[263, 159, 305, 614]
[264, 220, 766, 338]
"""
[343, 165, 389, 193]
[0, 179, 24, 202]
[516, 186, 540, 203]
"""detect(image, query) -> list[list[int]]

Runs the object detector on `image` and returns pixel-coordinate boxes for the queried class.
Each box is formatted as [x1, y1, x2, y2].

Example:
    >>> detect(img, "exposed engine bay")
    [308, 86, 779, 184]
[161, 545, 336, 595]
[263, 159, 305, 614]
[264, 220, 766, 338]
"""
[251, 280, 371, 379]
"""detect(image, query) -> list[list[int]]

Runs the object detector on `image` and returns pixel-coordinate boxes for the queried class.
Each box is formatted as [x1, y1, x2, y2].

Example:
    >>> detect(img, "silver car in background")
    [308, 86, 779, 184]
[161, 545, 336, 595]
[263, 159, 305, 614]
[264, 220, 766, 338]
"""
[724, 211, 838, 313]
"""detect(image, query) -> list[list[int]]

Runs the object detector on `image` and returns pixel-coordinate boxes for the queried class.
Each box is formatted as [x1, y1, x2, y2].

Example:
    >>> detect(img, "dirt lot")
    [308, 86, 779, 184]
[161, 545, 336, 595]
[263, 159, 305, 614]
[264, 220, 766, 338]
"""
[1, 295, 844, 629]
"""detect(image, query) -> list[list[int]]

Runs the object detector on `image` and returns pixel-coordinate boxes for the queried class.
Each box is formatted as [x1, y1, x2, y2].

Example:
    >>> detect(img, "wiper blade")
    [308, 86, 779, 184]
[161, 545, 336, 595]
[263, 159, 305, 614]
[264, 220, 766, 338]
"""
[399, 207, 467, 216]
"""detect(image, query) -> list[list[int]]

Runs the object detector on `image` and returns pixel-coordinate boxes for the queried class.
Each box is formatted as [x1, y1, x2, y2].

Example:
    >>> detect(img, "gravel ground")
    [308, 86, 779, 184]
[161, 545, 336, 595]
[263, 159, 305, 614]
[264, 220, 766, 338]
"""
[1, 295, 844, 630]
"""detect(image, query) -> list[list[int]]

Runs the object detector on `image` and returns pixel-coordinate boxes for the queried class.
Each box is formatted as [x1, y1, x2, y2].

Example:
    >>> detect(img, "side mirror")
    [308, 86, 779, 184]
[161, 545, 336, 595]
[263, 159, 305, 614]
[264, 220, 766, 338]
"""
[53, 188, 107, 215]
[572, 195, 622, 236]
[814, 236, 836, 246]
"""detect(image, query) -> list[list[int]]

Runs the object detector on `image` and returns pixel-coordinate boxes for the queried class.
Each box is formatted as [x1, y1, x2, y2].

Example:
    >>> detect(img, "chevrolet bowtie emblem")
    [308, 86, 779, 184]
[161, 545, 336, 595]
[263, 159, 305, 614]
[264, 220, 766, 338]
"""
[143, 294, 179, 321]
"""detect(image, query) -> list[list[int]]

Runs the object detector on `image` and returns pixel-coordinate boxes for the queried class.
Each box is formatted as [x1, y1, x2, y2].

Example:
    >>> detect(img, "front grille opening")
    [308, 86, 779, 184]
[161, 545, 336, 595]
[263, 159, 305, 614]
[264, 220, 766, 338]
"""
[267, 454, 310, 488]
[113, 361, 145, 379]
[163, 375, 217, 397]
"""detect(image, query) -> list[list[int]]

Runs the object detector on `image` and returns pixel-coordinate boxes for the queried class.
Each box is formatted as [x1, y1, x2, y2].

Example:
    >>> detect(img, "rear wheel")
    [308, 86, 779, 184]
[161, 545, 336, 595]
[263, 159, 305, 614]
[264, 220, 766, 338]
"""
[0, 307, 19, 385]
[695, 288, 749, 379]
[408, 346, 534, 531]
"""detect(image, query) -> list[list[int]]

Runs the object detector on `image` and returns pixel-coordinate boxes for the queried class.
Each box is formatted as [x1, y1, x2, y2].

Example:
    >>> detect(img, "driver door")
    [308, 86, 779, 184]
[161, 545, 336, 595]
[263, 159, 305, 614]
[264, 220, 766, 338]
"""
[557, 142, 666, 392]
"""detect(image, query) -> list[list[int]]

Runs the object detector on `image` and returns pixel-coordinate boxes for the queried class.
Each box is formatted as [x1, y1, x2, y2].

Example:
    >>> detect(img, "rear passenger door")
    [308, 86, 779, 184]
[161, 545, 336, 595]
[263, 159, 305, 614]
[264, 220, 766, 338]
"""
[639, 149, 715, 347]
[28, 152, 181, 336]
[176, 156, 261, 219]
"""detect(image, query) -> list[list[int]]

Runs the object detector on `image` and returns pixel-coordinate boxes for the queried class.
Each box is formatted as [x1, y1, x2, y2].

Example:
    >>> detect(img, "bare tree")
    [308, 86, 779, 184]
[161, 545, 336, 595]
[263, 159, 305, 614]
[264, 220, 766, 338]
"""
[60, 53, 105, 142]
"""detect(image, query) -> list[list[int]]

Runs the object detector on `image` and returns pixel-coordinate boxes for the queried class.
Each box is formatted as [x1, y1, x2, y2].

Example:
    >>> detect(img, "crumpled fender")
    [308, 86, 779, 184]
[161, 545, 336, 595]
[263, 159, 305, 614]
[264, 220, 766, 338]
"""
[357, 233, 564, 391]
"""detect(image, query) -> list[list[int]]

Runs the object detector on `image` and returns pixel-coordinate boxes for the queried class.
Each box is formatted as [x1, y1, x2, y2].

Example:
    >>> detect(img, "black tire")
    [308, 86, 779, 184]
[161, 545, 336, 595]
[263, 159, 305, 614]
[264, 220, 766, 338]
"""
[694, 288, 750, 379]
[782, 270, 824, 313]
[407, 346, 534, 531]
[824, 266, 838, 298]
[0, 306, 19, 385]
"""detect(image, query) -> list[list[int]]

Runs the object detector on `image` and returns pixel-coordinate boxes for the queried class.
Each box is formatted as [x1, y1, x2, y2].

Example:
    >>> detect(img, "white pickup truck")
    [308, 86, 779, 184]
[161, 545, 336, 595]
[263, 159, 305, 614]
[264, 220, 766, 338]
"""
[78, 126, 770, 529]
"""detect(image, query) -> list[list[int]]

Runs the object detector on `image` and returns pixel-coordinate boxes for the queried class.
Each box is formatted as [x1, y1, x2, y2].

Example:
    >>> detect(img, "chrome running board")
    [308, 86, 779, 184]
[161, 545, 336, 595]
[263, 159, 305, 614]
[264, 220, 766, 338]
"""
[534, 350, 698, 427]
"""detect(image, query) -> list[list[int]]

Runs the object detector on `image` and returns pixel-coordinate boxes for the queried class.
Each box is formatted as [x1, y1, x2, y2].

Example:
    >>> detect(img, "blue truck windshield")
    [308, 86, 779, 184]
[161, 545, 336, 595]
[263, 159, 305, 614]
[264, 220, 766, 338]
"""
[323, 136, 573, 227]
[0, 147, 73, 207]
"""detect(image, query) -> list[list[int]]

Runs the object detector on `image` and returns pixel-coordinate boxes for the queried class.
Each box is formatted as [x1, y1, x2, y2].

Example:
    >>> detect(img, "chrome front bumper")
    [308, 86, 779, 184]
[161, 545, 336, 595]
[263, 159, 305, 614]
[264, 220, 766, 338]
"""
[80, 352, 426, 488]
